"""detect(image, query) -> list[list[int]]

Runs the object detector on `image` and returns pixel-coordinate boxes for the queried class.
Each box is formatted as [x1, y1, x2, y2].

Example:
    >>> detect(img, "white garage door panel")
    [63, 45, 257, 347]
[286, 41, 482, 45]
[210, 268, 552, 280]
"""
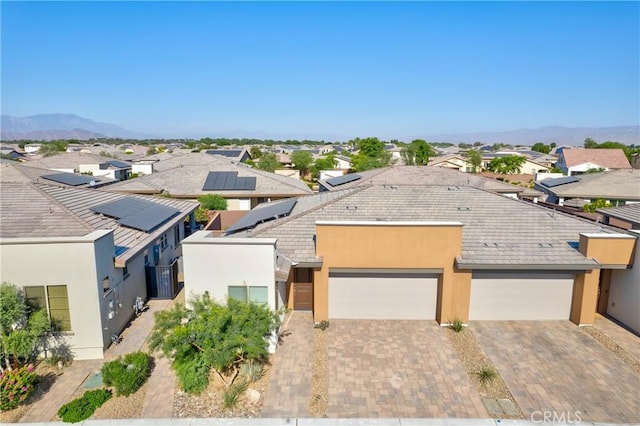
[470, 273, 574, 320]
[329, 273, 438, 320]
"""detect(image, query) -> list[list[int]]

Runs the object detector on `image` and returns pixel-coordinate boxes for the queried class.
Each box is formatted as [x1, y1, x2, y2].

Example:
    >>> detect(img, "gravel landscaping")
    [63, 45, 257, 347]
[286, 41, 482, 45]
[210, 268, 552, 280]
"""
[446, 326, 523, 419]
[582, 326, 640, 374]
[173, 361, 273, 418]
[0, 363, 60, 424]
[310, 327, 328, 417]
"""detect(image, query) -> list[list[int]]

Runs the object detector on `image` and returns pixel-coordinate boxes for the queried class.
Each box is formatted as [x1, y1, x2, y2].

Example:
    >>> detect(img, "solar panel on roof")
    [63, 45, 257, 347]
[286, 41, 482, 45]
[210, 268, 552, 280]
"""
[225, 199, 297, 234]
[109, 160, 132, 168]
[205, 150, 242, 157]
[90, 198, 180, 232]
[540, 176, 580, 188]
[41, 173, 99, 186]
[326, 174, 361, 187]
[202, 172, 256, 191]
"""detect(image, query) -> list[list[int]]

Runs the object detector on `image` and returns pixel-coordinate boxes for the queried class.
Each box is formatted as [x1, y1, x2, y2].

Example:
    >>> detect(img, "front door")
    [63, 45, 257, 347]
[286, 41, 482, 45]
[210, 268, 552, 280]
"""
[293, 282, 313, 310]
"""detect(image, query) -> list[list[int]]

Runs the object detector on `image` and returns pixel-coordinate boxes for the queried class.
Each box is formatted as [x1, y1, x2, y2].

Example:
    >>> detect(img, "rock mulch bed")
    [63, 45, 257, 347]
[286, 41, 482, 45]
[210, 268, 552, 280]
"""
[310, 327, 328, 417]
[582, 326, 640, 374]
[446, 326, 523, 419]
[173, 362, 273, 418]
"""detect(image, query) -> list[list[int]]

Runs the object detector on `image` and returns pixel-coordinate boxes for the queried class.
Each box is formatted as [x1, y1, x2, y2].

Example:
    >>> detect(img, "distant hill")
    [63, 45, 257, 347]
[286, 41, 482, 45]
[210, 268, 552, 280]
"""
[422, 126, 640, 146]
[0, 114, 148, 140]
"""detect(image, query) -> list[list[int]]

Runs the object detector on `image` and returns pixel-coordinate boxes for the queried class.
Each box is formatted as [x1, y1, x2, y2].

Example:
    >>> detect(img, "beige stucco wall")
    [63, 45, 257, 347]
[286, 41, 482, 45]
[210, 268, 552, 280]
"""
[313, 221, 467, 323]
[0, 230, 115, 360]
[182, 232, 278, 310]
[609, 232, 640, 333]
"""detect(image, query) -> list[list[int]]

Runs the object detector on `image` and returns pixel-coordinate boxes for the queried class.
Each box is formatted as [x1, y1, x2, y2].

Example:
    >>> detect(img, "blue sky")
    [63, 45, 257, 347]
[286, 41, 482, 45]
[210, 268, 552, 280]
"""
[2, 1, 638, 140]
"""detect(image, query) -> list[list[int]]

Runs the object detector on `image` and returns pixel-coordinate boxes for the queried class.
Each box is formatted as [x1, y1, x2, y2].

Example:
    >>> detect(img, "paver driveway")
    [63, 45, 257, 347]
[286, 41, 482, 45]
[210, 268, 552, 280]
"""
[327, 320, 487, 418]
[473, 321, 640, 424]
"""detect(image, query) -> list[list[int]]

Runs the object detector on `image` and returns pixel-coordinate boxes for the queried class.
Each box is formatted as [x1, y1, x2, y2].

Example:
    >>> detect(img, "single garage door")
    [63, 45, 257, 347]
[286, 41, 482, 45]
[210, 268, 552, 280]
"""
[469, 272, 574, 320]
[329, 270, 439, 320]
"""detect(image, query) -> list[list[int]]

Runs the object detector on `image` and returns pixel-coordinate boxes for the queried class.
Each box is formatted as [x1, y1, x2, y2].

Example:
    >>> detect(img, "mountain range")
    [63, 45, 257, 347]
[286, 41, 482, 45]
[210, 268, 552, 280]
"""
[1, 113, 638, 145]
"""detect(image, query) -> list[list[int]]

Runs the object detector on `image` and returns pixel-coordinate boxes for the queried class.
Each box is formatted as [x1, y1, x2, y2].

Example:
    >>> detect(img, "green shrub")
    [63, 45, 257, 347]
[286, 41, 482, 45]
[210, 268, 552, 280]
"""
[314, 320, 330, 330]
[449, 318, 464, 333]
[223, 380, 247, 408]
[173, 355, 210, 395]
[476, 366, 497, 385]
[0, 364, 37, 410]
[57, 388, 112, 423]
[101, 351, 151, 396]
[239, 359, 264, 383]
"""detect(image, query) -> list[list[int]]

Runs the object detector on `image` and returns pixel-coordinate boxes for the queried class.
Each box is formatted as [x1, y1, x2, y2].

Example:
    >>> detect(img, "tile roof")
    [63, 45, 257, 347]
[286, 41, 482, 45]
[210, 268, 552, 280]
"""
[105, 155, 312, 198]
[597, 204, 640, 227]
[234, 184, 626, 268]
[534, 170, 640, 200]
[1, 161, 117, 187]
[23, 151, 129, 170]
[561, 149, 631, 169]
[318, 166, 529, 194]
[1, 182, 199, 264]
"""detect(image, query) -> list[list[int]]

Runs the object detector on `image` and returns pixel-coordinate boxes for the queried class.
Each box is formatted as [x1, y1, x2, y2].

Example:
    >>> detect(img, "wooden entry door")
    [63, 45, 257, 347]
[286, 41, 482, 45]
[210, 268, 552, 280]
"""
[293, 282, 313, 310]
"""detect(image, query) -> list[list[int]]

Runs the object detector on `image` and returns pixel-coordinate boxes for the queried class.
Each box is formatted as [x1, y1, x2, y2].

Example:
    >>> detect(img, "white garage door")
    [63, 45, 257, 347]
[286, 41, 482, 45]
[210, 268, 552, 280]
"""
[328, 270, 439, 320]
[470, 272, 574, 320]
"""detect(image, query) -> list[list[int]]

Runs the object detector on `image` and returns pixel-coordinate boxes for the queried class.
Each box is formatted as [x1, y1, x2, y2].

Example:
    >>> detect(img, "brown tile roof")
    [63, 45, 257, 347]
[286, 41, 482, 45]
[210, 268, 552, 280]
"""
[561, 149, 631, 169]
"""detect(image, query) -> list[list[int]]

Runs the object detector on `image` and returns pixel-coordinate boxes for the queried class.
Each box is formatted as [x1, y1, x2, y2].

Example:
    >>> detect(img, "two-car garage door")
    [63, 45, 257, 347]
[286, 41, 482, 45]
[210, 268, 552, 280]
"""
[328, 270, 439, 320]
[469, 272, 575, 320]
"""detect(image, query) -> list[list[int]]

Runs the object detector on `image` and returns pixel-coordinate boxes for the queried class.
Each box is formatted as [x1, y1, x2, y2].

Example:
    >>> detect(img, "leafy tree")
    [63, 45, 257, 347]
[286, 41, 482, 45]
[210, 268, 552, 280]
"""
[148, 295, 280, 394]
[584, 137, 598, 148]
[146, 146, 158, 156]
[531, 142, 550, 154]
[0, 283, 50, 372]
[582, 199, 611, 213]
[249, 146, 263, 159]
[550, 142, 557, 149]
[197, 194, 228, 211]
[291, 151, 314, 177]
[473, 141, 483, 147]
[257, 153, 280, 172]
[350, 137, 393, 171]
[38, 142, 68, 157]
[400, 140, 434, 166]
[311, 155, 338, 179]
[486, 155, 526, 174]
[491, 143, 506, 151]
[465, 149, 483, 173]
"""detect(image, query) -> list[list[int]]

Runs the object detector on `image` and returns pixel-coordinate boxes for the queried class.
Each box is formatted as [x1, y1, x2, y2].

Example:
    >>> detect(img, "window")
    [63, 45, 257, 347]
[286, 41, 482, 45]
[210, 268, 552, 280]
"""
[174, 225, 181, 246]
[102, 276, 110, 293]
[160, 233, 168, 251]
[122, 265, 129, 279]
[144, 253, 149, 266]
[24, 285, 71, 332]
[228, 286, 268, 305]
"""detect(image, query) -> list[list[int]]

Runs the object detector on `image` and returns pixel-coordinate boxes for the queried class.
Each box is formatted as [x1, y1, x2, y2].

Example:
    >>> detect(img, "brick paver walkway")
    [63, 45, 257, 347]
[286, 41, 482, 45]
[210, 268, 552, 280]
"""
[473, 321, 640, 424]
[327, 320, 487, 418]
[594, 315, 640, 361]
[19, 359, 102, 423]
[261, 311, 315, 417]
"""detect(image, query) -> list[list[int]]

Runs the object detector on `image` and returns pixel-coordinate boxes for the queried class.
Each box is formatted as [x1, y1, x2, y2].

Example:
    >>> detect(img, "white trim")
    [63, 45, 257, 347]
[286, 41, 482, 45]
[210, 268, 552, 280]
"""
[580, 233, 636, 239]
[315, 220, 464, 227]
[182, 231, 277, 245]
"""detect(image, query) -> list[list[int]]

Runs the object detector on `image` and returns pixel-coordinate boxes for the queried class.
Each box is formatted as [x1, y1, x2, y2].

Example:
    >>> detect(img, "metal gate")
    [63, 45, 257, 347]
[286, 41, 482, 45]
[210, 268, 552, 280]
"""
[146, 259, 179, 299]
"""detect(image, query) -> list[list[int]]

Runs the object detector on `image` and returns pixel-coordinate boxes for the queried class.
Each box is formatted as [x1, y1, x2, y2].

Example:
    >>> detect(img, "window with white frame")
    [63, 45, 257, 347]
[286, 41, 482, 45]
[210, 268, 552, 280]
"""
[174, 224, 181, 246]
[160, 233, 168, 251]
[228, 285, 268, 305]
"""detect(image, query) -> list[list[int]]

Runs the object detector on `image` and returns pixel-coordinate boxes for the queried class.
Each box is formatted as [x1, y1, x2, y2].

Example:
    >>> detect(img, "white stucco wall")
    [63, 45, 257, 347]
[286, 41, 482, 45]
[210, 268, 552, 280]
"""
[182, 232, 277, 310]
[132, 163, 154, 175]
[0, 230, 115, 360]
[609, 233, 640, 333]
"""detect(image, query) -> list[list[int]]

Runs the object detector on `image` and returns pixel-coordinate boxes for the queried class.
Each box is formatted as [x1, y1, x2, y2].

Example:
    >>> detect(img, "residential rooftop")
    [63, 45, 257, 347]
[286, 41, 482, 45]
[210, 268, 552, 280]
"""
[561, 148, 632, 169]
[535, 169, 640, 200]
[232, 183, 625, 268]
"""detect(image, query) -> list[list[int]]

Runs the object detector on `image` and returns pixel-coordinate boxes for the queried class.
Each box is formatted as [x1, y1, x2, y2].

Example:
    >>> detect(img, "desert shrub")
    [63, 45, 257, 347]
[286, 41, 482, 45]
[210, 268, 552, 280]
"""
[449, 318, 464, 333]
[239, 359, 264, 383]
[0, 364, 36, 410]
[57, 388, 111, 423]
[314, 320, 330, 330]
[101, 351, 151, 396]
[173, 355, 210, 395]
[476, 366, 497, 384]
[223, 380, 248, 408]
